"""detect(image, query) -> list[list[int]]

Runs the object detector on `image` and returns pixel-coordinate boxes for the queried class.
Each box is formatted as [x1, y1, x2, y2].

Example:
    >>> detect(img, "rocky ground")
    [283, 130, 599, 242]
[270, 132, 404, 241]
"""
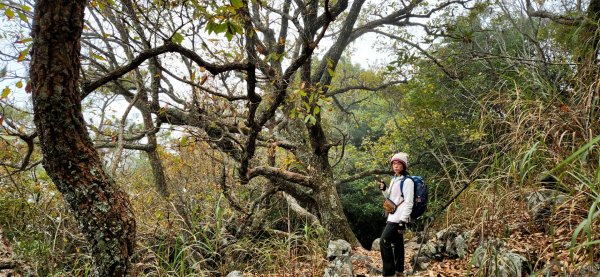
[328, 189, 600, 277]
[349, 227, 599, 277]
[350, 234, 474, 277]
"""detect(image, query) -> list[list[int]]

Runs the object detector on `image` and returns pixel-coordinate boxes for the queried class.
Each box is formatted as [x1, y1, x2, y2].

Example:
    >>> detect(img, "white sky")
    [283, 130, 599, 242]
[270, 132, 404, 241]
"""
[350, 33, 392, 68]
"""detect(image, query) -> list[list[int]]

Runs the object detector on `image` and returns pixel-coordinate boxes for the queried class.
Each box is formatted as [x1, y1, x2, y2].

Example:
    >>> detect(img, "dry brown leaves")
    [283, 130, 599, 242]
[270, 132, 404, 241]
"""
[347, 190, 599, 276]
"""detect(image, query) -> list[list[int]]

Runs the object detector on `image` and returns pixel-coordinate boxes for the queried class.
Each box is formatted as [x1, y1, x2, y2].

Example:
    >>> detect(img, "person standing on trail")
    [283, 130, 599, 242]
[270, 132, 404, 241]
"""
[378, 152, 414, 277]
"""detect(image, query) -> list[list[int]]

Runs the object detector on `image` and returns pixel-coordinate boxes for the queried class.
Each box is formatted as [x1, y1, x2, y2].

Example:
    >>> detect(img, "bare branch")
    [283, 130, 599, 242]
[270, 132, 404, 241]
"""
[248, 166, 313, 188]
[374, 30, 457, 79]
[109, 91, 142, 176]
[220, 165, 246, 214]
[235, 184, 280, 235]
[159, 65, 247, 101]
[83, 42, 249, 97]
[283, 192, 320, 225]
[334, 169, 392, 185]
[330, 126, 347, 168]
[325, 80, 407, 97]
[331, 95, 359, 124]
[312, 0, 349, 32]
[95, 142, 154, 151]
[283, 0, 334, 81]
[312, 0, 366, 86]
[525, 0, 584, 26]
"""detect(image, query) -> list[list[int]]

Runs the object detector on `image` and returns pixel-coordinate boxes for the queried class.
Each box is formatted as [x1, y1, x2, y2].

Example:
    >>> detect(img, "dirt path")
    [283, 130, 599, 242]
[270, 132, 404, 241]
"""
[352, 242, 471, 277]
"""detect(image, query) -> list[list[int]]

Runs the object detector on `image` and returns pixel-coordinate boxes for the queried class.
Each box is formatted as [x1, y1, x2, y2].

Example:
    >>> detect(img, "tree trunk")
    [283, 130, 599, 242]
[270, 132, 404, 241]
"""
[310, 133, 360, 246]
[579, 0, 600, 63]
[296, 39, 359, 246]
[30, 1, 136, 276]
[313, 174, 361, 246]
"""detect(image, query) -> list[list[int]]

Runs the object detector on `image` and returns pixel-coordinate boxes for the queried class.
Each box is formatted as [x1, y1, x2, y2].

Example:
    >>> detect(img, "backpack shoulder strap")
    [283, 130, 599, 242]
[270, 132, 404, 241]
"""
[400, 176, 414, 198]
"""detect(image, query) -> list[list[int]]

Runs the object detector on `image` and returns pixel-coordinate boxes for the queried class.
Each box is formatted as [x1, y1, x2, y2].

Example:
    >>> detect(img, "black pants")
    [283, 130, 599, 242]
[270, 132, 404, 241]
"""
[380, 222, 404, 276]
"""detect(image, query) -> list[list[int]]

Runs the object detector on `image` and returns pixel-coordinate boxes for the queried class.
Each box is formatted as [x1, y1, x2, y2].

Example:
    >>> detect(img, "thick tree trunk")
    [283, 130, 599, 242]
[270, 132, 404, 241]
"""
[313, 175, 360, 246]
[587, 0, 600, 19]
[297, 41, 359, 246]
[310, 141, 360, 246]
[30, 1, 136, 276]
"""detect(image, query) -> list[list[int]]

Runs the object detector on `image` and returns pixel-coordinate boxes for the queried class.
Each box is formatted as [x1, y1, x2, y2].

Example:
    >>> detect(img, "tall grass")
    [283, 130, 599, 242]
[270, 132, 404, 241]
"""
[444, 30, 600, 271]
[1, 150, 332, 276]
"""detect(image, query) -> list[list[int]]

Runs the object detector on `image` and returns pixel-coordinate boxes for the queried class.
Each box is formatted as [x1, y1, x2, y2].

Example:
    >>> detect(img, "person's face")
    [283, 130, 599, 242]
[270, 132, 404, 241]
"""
[392, 161, 404, 174]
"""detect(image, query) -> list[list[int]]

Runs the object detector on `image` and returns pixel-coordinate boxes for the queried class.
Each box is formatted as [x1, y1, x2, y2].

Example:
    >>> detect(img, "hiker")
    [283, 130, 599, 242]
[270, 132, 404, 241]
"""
[378, 152, 414, 277]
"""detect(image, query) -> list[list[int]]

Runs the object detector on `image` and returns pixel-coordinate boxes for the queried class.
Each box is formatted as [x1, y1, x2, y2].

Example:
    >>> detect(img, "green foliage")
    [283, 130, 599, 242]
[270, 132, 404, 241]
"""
[434, 5, 600, 271]
[1, 86, 10, 98]
[0, 168, 91, 276]
[205, 20, 243, 41]
[339, 179, 383, 248]
[203, 1, 245, 41]
[570, 195, 600, 263]
[171, 32, 184, 44]
[288, 81, 333, 126]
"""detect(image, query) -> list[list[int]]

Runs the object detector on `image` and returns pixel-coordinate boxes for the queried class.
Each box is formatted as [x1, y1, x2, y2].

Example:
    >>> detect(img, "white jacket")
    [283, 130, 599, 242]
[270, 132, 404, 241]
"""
[384, 175, 414, 223]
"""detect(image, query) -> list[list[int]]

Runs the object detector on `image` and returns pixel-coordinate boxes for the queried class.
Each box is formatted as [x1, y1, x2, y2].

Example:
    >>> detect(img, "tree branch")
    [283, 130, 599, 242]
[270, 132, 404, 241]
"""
[525, 0, 584, 26]
[18, 132, 37, 170]
[159, 65, 247, 101]
[282, 0, 334, 81]
[248, 166, 313, 188]
[283, 192, 320, 225]
[325, 80, 407, 97]
[334, 169, 392, 185]
[374, 29, 457, 79]
[220, 165, 246, 214]
[83, 42, 249, 97]
[95, 142, 154, 151]
[312, 0, 366, 86]
[235, 184, 280, 235]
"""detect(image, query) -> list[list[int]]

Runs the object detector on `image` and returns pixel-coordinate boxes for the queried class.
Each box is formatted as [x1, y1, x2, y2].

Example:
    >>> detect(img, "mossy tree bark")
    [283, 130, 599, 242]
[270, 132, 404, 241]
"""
[310, 153, 361, 246]
[30, 0, 136, 275]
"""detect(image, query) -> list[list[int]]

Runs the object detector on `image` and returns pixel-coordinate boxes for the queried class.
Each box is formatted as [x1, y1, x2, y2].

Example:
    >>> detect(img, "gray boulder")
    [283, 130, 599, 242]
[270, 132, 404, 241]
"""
[226, 270, 244, 277]
[574, 263, 600, 276]
[324, 239, 353, 277]
[433, 225, 471, 259]
[371, 238, 380, 252]
[472, 239, 528, 277]
[326, 239, 352, 260]
[420, 241, 440, 260]
[526, 189, 568, 232]
[410, 226, 472, 272]
[539, 262, 600, 277]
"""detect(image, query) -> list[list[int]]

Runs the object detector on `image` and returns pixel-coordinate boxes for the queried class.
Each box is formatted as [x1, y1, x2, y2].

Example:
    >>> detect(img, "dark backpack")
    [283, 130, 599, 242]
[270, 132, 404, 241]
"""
[400, 176, 428, 220]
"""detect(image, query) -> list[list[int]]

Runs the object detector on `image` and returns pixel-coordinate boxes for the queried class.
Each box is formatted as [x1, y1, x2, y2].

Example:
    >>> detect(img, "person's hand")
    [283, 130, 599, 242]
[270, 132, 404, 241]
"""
[398, 222, 406, 235]
[378, 180, 386, 191]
